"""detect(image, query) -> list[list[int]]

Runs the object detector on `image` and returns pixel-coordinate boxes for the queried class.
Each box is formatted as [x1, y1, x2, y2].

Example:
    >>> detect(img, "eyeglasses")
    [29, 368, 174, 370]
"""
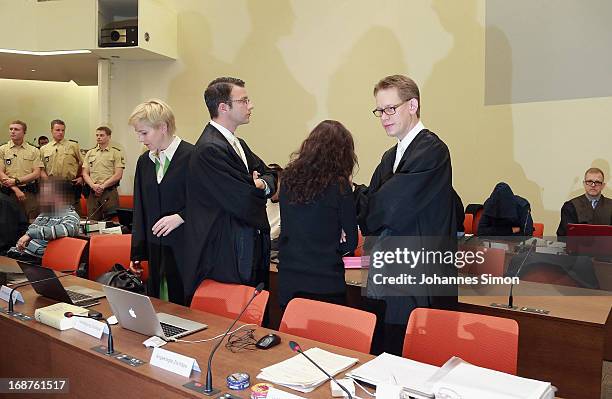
[372, 100, 409, 117]
[584, 180, 604, 187]
[229, 97, 251, 105]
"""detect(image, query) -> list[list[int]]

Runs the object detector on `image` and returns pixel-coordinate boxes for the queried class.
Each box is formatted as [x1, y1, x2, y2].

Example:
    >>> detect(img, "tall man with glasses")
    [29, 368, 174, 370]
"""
[357, 74, 457, 355]
[183, 77, 277, 302]
[557, 167, 612, 237]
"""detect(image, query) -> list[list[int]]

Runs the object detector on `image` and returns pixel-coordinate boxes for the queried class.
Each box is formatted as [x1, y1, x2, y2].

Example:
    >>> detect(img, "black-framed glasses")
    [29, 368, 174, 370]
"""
[229, 98, 251, 105]
[372, 100, 409, 117]
[584, 180, 604, 187]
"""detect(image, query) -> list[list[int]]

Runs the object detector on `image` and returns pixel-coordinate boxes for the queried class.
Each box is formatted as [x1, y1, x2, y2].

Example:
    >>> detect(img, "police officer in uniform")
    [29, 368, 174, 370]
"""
[40, 119, 84, 215]
[82, 126, 125, 220]
[0, 120, 43, 220]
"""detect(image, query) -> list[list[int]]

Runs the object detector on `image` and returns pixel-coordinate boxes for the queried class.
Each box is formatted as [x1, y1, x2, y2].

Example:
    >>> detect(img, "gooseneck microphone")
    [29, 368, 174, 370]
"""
[83, 198, 110, 231]
[7, 269, 75, 313]
[508, 239, 537, 308]
[202, 282, 264, 396]
[65, 311, 114, 354]
[289, 341, 353, 399]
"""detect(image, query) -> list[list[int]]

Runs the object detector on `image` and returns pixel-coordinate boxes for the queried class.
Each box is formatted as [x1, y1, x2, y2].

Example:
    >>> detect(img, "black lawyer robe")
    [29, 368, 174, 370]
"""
[357, 129, 457, 325]
[131, 140, 194, 305]
[183, 123, 276, 299]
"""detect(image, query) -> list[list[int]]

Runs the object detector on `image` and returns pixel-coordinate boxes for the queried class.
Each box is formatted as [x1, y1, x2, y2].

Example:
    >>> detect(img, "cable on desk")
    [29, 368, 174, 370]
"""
[172, 323, 257, 343]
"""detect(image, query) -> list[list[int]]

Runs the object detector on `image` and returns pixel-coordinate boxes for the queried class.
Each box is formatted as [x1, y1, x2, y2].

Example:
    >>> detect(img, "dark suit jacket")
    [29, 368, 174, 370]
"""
[356, 129, 457, 324]
[183, 123, 276, 299]
[131, 140, 194, 305]
[278, 182, 358, 307]
[557, 194, 612, 237]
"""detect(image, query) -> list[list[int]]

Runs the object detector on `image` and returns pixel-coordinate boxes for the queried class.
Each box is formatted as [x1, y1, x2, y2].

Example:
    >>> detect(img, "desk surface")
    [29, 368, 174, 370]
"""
[1, 276, 372, 399]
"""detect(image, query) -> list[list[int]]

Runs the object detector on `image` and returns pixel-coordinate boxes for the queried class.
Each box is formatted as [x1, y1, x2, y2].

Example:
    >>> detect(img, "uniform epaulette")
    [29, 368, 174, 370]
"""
[112, 146, 121, 151]
[69, 139, 79, 143]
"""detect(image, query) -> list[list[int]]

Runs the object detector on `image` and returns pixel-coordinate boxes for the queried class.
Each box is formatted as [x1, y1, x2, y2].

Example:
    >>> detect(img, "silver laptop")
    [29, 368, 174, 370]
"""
[102, 285, 207, 340]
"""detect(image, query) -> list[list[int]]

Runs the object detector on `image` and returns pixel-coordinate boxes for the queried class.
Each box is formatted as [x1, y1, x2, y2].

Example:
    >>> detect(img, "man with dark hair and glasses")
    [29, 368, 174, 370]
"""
[357, 74, 457, 355]
[183, 77, 277, 302]
[557, 167, 612, 237]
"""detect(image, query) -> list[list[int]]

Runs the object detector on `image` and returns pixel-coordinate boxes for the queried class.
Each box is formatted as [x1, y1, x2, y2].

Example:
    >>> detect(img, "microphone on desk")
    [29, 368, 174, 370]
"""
[491, 239, 536, 310]
[83, 198, 110, 232]
[64, 311, 114, 354]
[7, 268, 76, 313]
[201, 282, 264, 396]
[289, 341, 353, 399]
[522, 208, 531, 237]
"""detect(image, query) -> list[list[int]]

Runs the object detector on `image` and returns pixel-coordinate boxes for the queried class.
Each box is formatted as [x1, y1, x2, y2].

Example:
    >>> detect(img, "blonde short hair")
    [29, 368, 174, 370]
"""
[128, 99, 176, 135]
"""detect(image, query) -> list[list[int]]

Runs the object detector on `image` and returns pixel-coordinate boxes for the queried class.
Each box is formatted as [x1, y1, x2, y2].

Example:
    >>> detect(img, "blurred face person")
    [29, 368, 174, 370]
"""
[374, 87, 419, 141]
[584, 171, 605, 197]
[95, 129, 111, 147]
[39, 180, 71, 212]
[133, 121, 169, 152]
[51, 123, 66, 142]
[9, 123, 26, 144]
[38, 136, 49, 146]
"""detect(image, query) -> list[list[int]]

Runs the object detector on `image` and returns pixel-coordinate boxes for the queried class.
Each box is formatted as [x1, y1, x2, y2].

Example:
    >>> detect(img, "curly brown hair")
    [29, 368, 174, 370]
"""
[282, 120, 357, 204]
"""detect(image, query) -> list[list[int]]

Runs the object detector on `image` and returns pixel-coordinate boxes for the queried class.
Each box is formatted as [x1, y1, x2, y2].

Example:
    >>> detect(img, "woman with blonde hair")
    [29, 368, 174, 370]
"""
[128, 99, 193, 305]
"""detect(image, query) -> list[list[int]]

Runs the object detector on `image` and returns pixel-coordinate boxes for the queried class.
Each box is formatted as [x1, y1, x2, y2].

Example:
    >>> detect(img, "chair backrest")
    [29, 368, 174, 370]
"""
[79, 197, 88, 217]
[473, 208, 484, 235]
[533, 222, 544, 238]
[88, 234, 147, 281]
[42, 237, 87, 274]
[190, 280, 270, 326]
[279, 298, 376, 353]
[118, 195, 134, 209]
[403, 308, 519, 375]
[354, 230, 365, 257]
[463, 213, 474, 234]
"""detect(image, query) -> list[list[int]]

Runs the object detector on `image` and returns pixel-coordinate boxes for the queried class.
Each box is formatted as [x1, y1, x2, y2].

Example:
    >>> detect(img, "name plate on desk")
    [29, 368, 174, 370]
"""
[74, 317, 108, 339]
[0, 285, 24, 304]
[150, 347, 200, 378]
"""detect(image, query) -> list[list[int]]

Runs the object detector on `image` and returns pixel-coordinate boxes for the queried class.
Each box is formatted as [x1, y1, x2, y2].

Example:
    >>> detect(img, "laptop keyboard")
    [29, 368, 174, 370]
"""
[160, 322, 188, 337]
[66, 290, 93, 302]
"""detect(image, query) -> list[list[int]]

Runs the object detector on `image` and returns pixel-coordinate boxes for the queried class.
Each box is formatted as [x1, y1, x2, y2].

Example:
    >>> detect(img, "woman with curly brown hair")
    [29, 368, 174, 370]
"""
[278, 120, 358, 309]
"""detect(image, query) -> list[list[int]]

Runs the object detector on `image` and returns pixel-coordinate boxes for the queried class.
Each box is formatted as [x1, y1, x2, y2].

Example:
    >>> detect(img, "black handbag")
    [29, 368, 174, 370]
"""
[96, 263, 145, 294]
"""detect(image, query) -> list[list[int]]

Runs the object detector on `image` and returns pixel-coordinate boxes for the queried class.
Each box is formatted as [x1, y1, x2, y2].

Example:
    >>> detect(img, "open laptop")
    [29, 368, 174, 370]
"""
[18, 262, 105, 306]
[103, 285, 207, 340]
[567, 223, 612, 257]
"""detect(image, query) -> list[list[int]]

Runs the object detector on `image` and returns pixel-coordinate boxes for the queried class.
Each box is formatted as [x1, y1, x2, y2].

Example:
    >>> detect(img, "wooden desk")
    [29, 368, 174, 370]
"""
[0, 276, 372, 399]
[269, 265, 611, 399]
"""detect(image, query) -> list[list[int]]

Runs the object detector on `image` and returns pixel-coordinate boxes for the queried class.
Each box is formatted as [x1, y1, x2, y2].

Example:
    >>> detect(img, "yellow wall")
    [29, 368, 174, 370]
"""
[4, 0, 612, 235]
[0, 79, 98, 149]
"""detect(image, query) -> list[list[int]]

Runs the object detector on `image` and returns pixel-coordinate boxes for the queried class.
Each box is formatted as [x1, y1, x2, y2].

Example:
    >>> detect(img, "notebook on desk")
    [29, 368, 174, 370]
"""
[103, 285, 207, 341]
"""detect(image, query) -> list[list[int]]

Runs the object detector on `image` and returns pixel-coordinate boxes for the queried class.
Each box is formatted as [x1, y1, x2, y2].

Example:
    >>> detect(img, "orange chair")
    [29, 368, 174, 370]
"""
[463, 213, 474, 234]
[472, 208, 484, 235]
[403, 308, 519, 375]
[354, 230, 365, 257]
[279, 298, 376, 353]
[190, 280, 270, 326]
[88, 234, 148, 281]
[79, 197, 88, 217]
[42, 237, 88, 274]
[533, 222, 544, 238]
[118, 195, 134, 209]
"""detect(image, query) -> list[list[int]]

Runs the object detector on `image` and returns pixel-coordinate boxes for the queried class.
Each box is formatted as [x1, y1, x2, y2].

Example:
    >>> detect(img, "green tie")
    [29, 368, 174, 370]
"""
[155, 153, 170, 182]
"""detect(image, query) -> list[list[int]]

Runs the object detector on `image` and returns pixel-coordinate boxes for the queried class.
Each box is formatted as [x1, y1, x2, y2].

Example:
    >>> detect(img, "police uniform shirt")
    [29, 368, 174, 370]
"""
[0, 141, 43, 179]
[40, 139, 82, 180]
[83, 145, 125, 184]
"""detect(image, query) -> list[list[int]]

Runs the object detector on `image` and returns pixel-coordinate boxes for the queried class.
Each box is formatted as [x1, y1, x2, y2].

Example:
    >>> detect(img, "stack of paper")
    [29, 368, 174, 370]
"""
[346, 352, 439, 398]
[257, 347, 358, 393]
[346, 354, 554, 399]
[429, 357, 555, 399]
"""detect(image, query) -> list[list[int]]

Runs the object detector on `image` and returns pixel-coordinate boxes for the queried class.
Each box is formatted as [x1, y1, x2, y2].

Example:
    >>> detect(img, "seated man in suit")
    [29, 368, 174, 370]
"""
[557, 167, 612, 237]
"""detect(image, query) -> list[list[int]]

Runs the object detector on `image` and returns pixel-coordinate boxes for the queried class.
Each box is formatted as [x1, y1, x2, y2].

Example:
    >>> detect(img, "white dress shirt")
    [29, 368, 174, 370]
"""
[148, 136, 182, 184]
[393, 120, 425, 173]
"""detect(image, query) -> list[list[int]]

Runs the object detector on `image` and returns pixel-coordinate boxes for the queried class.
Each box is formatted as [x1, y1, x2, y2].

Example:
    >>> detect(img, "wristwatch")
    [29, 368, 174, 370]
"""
[14, 178, 21, 185]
